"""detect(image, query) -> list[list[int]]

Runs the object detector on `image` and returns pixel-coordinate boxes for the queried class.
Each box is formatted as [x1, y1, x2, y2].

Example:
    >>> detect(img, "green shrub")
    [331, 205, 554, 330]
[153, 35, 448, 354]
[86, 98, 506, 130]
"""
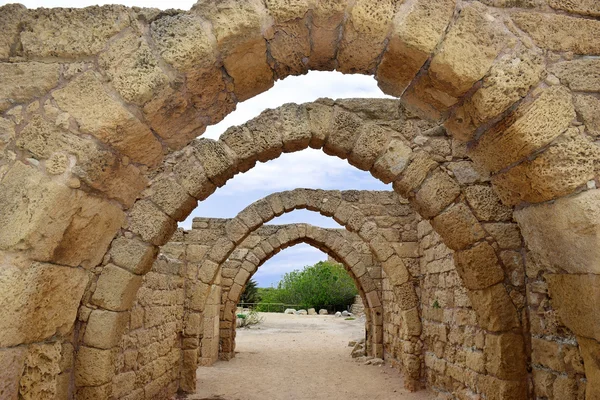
[257, 261, 358, 311]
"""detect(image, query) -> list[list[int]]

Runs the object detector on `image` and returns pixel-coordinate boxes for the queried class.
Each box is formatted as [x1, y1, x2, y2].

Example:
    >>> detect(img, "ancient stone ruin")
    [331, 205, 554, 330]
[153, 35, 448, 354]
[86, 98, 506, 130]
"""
[1, 0, 600, 399]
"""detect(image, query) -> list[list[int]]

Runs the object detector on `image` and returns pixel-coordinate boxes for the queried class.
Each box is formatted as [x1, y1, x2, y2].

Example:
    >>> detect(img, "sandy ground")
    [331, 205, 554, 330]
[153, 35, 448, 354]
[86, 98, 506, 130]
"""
[185, 312, 435, 400]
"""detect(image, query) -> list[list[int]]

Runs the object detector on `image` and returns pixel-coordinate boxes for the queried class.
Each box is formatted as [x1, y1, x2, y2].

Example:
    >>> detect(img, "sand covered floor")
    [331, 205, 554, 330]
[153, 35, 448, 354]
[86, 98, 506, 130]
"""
[185, 312, 435, 400]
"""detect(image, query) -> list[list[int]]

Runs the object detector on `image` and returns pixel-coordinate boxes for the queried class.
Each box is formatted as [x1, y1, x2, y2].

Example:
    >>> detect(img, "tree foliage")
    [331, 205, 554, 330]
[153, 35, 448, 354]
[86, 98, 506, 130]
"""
[258, 261, 358, 311]
[240, 278, 260, 304]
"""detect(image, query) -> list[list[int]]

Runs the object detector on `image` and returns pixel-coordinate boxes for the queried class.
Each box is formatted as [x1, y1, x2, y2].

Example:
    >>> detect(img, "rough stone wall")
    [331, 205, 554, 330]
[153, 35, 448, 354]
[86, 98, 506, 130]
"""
[111, 243, 185, 400]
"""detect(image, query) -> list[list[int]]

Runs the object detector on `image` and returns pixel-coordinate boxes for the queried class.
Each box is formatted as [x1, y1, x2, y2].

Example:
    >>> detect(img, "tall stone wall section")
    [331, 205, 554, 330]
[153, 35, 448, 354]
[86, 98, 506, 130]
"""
[111, 244, 185, 400]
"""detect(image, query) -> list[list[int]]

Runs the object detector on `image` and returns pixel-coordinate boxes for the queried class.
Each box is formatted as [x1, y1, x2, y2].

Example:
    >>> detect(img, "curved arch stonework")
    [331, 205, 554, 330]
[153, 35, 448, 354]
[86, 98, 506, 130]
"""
[1, 1, 600, 399]
[217, 224, 384, 360]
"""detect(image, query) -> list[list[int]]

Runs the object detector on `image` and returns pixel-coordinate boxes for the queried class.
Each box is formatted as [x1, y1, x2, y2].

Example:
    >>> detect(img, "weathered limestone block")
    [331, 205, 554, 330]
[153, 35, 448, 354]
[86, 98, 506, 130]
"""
[484, 223, 521, 249]
[492, 131, 599, 205]
[512, 11, 600, 54]
[546, 274, 600, 342]
[445, 49, 544, 141]
[0, 261, 88, 347]
[412, 169, 461, 219]
[478, 374, 527, 400]
[83, 310, 129, 349]
[516, 190, 600, 275]
[18, 6, 131, 58]
[109, 236, 157, 275]
[307, 0, 346, 70]
[432, 202, 486, 250]
[578, 337, 600, 400]
[127, 200, 177, 246]
[19, 342, 62, 400]
[549, 59, 600, 92]
[403, 2, 512, 118]
[194, 0, 273, 101]
[0, 347, 27, 399]
[192, 139, 237, 187]
[112, 371, 136, 399]
[574, 94, 600, 138]
[454, 242, 505, 290]
[280, 103, 312, 152]
[221, 126, 261, 172]
[52, 71, 163, 166]
[17, 114, 147, 206]
[548, 0, 600, 16]
[0, 4, 27, 59]
[348, 124, 391, 171]
[75, 346, 114, 387]
[0, 161, 77, 259]
[145, 177, 197, 222]
[377, 0, 455, 96]
[382, 255, 409, 286]
[370, 138, 413, 183]
[394, 282, 419, 310]
[171, 154, 216, 202]
[91, 264, 143, 312]
[265, 10, 310, 78]
[51, 194, 125, 269]
[323, 109, 363, 158]
[337, 0, 396, 73]
[470, 86, 576, 174]
[485, 333, 527, 380]
[392, 151, 437, 197]
[531, 337, 564, 371]
[467, 283, 519, 331]
[98, 29, 170, 106]
[0, 62, 60, 113]
[464, 184, 513, 222]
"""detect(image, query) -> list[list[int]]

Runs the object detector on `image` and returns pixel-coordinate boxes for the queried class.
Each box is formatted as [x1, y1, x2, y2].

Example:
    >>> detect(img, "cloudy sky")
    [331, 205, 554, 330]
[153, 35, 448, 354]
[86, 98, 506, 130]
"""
[4, 0, 393, 287]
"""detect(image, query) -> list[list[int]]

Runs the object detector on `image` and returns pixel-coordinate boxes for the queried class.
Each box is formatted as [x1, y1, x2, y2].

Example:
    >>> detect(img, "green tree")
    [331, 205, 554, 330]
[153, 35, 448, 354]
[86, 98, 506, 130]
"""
[240, 278, 260, 304]
[258, 261, 358, 311]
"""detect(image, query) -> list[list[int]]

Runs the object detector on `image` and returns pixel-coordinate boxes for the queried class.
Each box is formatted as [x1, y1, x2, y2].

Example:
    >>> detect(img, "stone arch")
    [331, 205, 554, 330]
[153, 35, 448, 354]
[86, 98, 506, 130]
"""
[2, 1, 600, 398]
[179, 188, 419, 390]
[218, 224, 384, 361]
[82, 98, 534, 397]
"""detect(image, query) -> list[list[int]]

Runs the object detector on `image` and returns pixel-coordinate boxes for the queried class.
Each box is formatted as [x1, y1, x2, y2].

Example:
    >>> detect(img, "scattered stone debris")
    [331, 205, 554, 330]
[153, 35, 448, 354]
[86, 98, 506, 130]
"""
[334, 311, 342, 317]
[296, 309, 308, 315]
[308, 308, 317, 315]
[284, 309, 296, 315]
[318, 309, 328, 315]
[341, 310, 352, 317]
[364, 358, 384, 366]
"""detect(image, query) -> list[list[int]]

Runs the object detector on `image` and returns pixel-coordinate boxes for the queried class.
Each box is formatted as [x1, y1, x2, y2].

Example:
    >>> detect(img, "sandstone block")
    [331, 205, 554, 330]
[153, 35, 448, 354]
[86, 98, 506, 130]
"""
[127, 200, 177, 246]
[512, 11, 600, 54]
[445, 49, 544, 141]
[0, 261, 88, 347]
[578, 337, 600, 400]
[377, 0, 455, 96]
[0, 62, 60, 113]
[478, 374, 527, 400]
[323, 109, 363, 159]
[279, 103, 312, 152]
[0, 347, 27, 398]
[382, 255, 409, 286]
[549, 59, 600, 92]
[348, 124, 391, 171]
[469, 86, 576, 174]
[307, 0, 346, 70]
[371, 138, 413, 183]
[455, 242, 505, 290]
[467, 283, 519, 331]
[464, 184, 513, 222]
[546, 274, 600, 342]
[574, 94, 600, 138]
[549, 0, 600, 16]
[402, 2, 511, 116]
[109, 236, 157, 275]
[20, 6, 131, 58]
[83, 310, 129, 349]
[337, 0, 395, 73]
[394, 282, 419, 310]
[483, 223, 521, 250]
[485, 333, 527, 380]
[98, 30, 169, 106]
[91, 264, 143, 312]
[52, 71, 163, 166]
[146, 177, 197, 222]
[75, 346, 114, 387]
[413, 169, 461, 219]
[172, 155, 217, 201]
[392, 151, 438, 197]
[432, 202, 486, 250]
[267, 17, 310, 79]
[192, 139, 237, 187]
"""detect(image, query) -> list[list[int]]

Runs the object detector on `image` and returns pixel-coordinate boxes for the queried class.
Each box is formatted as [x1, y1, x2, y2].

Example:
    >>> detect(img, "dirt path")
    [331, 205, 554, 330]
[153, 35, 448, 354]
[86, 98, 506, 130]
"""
[186, 313, 434, 400]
